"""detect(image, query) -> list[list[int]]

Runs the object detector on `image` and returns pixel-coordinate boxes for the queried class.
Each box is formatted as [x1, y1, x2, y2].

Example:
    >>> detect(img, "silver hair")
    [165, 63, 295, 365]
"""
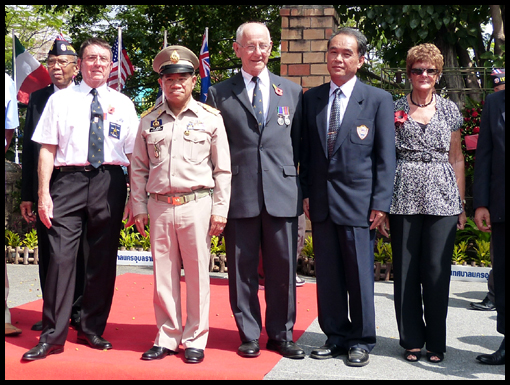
[235, 22, 271, 43]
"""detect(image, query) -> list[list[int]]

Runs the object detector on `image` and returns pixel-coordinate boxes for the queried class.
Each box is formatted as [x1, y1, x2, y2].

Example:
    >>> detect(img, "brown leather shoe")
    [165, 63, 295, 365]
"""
[5, 323, 22, 336]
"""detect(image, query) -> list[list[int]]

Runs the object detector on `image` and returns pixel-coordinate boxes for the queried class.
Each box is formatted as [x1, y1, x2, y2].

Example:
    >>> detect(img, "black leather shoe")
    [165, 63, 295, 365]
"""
[477, 347, 505, 365]
[77, 332, 112, 350]
[22, 342, 64, 361]
[184, 348, 204, 364]
[267, 340, 305, 359]
[470, 296, 496, 311]
[238, 340, 261, 358]
[347, 347, 370, 367]
[310, 343, 347, 359]
[31, 320, 43, 331]
[142, 346, 177, 361]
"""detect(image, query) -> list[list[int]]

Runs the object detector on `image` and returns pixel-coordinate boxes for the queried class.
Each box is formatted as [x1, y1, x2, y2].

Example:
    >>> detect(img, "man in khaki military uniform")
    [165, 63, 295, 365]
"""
[130, 45, 231, 364]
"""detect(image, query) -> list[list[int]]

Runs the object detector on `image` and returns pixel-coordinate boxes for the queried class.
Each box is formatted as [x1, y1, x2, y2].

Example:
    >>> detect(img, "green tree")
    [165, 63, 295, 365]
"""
[335, 5, 505, 107]
[40, 5, 284, 114]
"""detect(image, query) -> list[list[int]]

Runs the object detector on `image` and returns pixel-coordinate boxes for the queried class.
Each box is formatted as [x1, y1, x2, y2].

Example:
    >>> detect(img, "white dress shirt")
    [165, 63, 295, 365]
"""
[241, 67, 271, 123]
[32, 82, 139, 167]
[326, 76, 358, 134]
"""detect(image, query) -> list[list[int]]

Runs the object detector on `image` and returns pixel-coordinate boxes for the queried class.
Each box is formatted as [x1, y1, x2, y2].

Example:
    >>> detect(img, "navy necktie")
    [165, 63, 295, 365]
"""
[328, 88, 343, 158]
[88, 88, 104, 168]
[252, 76, 265, 130]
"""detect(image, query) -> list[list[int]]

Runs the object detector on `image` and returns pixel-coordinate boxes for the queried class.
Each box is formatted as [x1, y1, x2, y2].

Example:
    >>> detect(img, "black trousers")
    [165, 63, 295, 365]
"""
[492, 222, 505, 336]
[313, 216, 377, 353]
[225, 206, 298, 343]
[390, 214, 458, 354]
[40, 167, 126, 346]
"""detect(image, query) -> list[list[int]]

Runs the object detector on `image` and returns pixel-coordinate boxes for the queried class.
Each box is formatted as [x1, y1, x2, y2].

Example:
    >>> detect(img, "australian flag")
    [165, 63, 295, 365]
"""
[199, 28, 211, 103]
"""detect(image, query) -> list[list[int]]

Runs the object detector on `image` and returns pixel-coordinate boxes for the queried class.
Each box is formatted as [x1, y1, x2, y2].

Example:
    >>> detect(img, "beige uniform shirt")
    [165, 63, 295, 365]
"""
[131, 98, 231, 218]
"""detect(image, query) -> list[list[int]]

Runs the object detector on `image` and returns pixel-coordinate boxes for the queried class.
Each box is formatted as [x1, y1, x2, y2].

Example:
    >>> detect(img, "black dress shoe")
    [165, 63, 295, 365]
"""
[31, 320, 43, 331]
[470, 296, 496, 311]
[238, 340, 261, 358]
[184, 348, 204, 364]
[477, 348, 505, 365]
[77, 332, 112, 350]
[267, 340, 305, 359]
[142, 346, 177, 361]
[347, 347, 370, 367]
[22, 342, 64, 361]
[311, 343, 347, 360]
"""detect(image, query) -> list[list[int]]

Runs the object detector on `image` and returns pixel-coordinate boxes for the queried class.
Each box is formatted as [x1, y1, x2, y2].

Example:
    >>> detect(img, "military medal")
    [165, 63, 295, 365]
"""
[154, 143, 160, 159]
[277, 107, 290, 126]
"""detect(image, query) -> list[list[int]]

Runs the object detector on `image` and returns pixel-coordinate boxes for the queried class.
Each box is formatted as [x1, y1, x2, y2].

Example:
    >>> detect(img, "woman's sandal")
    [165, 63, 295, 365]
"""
[426, 351, 445, 363]
[404, 349, 422, 362]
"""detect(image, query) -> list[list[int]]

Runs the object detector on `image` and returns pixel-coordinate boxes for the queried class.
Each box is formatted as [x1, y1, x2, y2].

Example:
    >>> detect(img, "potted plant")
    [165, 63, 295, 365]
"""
[299, 236, 315, 276]
[452, 241, 468, 265]
[21, 229, 38, 265]
[5, 229, 21, 263]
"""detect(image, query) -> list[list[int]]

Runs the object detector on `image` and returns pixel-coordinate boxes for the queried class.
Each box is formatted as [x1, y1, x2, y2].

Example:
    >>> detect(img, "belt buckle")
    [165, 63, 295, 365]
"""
[172, 196, 184, 206]
[422, 153, 432, 163]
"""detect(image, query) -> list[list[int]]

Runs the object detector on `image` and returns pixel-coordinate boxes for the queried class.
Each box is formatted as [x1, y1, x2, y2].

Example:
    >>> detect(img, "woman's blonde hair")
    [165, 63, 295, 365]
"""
[406, 43, 444, 77]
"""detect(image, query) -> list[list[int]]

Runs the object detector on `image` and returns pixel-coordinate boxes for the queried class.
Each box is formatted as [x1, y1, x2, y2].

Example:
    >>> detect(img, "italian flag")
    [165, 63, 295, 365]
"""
[14, 35, 52, 105]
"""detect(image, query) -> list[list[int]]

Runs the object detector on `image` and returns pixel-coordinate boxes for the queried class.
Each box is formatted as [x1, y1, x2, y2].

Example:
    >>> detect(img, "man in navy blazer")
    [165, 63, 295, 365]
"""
[207, 22, 304, 359]
[473, 89, 505, 365]
[300, 28, 396, 367]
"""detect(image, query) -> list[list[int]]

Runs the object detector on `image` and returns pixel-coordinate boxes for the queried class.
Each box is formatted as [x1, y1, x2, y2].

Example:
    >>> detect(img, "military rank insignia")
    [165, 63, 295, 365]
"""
[150, 120, 164, 133]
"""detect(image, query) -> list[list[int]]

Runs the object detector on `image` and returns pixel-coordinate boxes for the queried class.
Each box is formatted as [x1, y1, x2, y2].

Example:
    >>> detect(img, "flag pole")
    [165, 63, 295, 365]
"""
[164, 30, 168, 49]
[12, 31, 20, 164]
[117, 27, 122, 92]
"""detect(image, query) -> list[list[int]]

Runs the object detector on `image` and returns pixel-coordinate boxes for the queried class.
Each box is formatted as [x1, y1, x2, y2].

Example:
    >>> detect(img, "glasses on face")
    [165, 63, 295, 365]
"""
[47, 59, 77, 68]
[236, 42, 272, 53]
[84, 55, 111, 65]
[411, 68, 439, 76]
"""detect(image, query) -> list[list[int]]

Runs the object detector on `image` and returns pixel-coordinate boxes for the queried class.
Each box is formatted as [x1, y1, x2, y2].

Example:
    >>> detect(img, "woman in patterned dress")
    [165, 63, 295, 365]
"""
[388, 44, 467, 364]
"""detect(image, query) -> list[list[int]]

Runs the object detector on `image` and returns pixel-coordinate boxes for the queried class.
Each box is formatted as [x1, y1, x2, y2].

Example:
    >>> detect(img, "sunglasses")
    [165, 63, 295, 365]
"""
[411, 68, 439, 76]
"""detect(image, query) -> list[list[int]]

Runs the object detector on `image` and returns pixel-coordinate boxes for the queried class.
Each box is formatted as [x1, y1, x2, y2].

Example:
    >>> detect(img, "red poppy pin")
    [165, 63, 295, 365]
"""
[108, 106, 116, 115]
[394, 110, 408, 127]
[273, 84, 284, 96]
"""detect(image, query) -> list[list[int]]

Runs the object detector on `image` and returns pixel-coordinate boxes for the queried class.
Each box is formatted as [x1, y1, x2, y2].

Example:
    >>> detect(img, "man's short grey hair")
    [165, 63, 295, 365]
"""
[328, 27, 368, 58]
[236, 22, 271, 43]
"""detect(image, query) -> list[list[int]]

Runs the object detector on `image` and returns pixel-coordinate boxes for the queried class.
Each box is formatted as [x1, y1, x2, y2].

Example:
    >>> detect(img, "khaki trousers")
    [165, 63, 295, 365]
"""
[148, 195, 212, 351]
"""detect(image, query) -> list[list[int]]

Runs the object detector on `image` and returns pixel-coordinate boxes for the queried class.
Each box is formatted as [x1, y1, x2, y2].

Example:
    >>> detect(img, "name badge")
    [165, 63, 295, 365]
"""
[109, 122, 121, 139]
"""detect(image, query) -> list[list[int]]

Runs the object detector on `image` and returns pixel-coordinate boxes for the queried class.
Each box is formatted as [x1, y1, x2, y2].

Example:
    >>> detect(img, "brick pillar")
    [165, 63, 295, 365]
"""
[280, 5, 339, 91]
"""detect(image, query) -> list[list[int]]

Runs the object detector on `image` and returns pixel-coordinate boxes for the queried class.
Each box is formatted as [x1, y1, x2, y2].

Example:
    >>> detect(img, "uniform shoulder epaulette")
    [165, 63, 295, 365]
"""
[140, 105, 155, 119]
[141, 100, 165, 119]
[198, 102, 221, 116]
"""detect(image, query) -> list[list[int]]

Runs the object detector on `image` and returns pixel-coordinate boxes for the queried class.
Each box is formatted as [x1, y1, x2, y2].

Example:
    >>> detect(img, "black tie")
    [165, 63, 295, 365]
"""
[328, 88, 343, 158]
[252, 76, 264, 130]
[88, 88, 104, 168]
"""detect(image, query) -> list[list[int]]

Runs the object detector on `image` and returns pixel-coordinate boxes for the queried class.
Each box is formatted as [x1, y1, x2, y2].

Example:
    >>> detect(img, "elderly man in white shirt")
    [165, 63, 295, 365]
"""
[22, 38, 139, 361]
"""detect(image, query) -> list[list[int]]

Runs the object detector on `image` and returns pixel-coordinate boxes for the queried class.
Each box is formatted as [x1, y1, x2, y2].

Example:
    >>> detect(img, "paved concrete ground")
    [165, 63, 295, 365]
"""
[5, 264, 505, 380]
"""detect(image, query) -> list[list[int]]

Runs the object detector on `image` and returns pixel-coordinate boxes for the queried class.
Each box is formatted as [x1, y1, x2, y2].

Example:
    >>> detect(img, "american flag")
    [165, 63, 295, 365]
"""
[199, 28, 211, 103]
[107, 38, 134, 91]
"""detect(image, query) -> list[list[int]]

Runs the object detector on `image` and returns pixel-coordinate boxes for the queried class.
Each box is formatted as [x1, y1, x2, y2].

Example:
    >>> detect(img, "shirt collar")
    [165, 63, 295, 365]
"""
[330, 76, 357, 100]
[241, 67, 270, 88]
[79, 81, 110, 97]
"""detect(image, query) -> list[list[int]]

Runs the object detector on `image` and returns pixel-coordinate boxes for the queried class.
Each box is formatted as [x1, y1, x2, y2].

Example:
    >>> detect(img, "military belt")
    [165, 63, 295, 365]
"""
[150, 189, 212, 206]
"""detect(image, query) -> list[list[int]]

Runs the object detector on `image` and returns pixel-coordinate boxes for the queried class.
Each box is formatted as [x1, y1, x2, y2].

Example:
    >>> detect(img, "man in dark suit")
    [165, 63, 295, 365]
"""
[20, 37, 83, 332]
[20, 38, 84, 330]
[300, 28, 396, 367]
[473, 89, 505, 365]
[207, 22, 305, 359]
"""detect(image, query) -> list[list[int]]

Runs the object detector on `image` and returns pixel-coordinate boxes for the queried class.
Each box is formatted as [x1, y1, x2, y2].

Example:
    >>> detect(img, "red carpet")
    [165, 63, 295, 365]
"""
[5, 274, 318, 380]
